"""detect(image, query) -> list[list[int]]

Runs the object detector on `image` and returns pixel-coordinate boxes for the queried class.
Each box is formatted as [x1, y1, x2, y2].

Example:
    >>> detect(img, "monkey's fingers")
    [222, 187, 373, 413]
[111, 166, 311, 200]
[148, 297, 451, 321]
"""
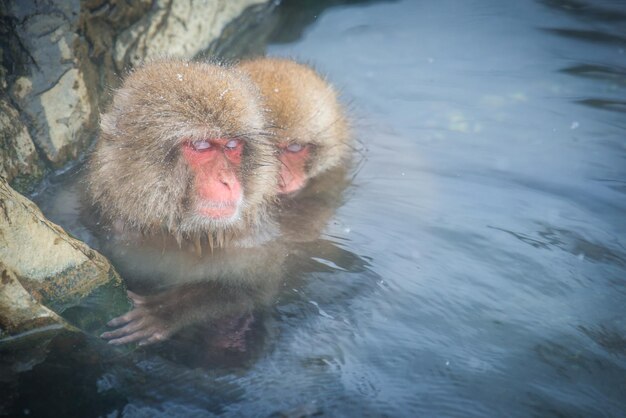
[106, 327, 160, 345]
[103, 315, 154, 340]
[138, 329, 172, 346]
[106, 308, 145, 327]
[101, 324, 137, 341]
[101, 316, 157, 344]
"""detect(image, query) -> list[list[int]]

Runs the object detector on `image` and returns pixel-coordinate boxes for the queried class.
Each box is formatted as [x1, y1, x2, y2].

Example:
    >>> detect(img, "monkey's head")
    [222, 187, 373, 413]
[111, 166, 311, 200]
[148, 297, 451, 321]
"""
[87, 60, 278, 246]
[238, 58, 351, 195]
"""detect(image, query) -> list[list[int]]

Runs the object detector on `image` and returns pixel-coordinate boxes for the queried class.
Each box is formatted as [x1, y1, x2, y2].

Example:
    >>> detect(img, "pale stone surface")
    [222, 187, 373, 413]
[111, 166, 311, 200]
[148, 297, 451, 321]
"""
[10, 77, 32, 100]
[0, 98, 44, 191]
[40, 68, 91, 157]
[114, 0, 267, 70]
[0, 177, 122, 305]
[7, 0, 97, 166]
[0, 264, 68, 336]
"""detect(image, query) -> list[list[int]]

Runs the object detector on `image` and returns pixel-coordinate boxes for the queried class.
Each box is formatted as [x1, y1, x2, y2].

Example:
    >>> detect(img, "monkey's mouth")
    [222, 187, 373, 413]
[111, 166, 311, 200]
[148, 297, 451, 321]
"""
[196, 200, 239, 219]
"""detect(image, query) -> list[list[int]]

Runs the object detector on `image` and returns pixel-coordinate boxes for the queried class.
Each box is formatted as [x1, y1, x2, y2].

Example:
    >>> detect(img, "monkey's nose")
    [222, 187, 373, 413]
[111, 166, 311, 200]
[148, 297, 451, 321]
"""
[217, 170, 236, 189]
[279, 174, 304, 194]
[278, 173, 290, 189]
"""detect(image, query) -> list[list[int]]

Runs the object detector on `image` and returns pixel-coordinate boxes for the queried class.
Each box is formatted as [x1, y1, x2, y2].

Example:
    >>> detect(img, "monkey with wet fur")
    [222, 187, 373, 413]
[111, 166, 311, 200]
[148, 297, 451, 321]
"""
[238, 57, 354, 243]
[238, 57, 352, 196]
[87, 59, 283, 346]
[87, 59, 279, 253]
[90, 59, 353, 347]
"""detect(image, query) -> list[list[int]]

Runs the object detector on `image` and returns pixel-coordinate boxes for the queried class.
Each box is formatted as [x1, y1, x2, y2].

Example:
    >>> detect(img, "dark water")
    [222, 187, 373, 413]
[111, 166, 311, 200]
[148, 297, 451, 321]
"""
[5, 0, 626, 416]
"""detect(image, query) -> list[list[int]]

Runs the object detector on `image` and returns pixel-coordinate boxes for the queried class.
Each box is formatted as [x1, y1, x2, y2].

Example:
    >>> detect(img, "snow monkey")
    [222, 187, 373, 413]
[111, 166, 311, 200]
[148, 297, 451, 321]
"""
[238, 57, 351, 195]
[86, 59, 280, 252]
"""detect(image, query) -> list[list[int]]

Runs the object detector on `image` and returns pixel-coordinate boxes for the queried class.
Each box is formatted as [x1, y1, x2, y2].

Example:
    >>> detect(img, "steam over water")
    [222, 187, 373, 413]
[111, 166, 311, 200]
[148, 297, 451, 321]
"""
[10, 0, 626, 416]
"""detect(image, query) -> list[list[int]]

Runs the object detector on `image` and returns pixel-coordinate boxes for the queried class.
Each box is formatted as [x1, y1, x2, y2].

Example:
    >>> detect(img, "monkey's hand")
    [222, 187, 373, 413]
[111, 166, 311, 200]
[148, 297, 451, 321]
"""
[101, 290, 179, 346]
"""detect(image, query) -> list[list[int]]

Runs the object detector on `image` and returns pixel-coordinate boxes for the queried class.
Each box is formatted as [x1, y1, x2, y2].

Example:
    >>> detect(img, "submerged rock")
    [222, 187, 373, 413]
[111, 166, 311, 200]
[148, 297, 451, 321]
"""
[0, 264, 69, 336]
[0, 177, 125, 337]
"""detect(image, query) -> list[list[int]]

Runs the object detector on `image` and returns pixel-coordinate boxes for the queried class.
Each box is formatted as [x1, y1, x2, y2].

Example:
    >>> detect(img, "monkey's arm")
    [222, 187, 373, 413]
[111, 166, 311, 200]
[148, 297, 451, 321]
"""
[100, 281, 266, 346]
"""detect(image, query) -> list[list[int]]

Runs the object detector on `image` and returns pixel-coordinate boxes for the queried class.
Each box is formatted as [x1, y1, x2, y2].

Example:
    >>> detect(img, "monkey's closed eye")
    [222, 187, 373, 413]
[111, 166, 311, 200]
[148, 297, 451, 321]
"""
[225, 139, 241, 150]
[285, 143, 305, 153]
[191, 139, 212, 151]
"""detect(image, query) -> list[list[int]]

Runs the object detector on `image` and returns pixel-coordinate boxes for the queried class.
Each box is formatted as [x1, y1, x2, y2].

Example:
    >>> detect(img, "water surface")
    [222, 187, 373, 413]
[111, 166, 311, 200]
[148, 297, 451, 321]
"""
[6, 0, 626, 416]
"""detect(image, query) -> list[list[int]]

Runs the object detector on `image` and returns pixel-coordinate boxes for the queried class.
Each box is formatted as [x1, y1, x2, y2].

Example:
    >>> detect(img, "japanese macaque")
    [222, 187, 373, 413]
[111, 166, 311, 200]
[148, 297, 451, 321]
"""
[86, 59, 279, 251]
[237, 58, 352, 195]
[85, 59, 281, 347]
[91, 59, 354, 350]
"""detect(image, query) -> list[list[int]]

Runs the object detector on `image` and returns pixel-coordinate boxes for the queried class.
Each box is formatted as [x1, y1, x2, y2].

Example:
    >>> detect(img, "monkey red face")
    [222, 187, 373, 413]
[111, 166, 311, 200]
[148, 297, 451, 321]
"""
[277, 143, 310, 195]
[182, 138, 244, 219]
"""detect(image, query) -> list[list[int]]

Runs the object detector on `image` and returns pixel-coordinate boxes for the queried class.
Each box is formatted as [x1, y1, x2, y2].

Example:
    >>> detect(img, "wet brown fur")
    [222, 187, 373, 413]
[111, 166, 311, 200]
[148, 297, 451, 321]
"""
[238, 58, 351, 180]
[86, 59, 279, 248]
